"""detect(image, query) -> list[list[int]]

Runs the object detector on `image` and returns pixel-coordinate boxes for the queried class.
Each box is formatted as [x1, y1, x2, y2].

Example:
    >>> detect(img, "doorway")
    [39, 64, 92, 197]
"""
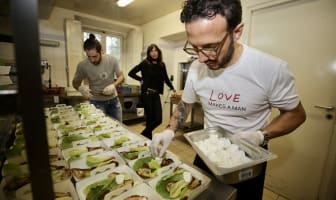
[246, 0, 336, 199]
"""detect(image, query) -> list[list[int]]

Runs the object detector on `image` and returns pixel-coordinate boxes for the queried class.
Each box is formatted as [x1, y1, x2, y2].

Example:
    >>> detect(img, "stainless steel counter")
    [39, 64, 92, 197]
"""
[187, 161, 237, 200]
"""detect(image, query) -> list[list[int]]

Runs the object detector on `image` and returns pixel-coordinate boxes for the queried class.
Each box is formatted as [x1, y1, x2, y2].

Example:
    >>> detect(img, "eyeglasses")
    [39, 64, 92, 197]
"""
[183, 33, 229, 58]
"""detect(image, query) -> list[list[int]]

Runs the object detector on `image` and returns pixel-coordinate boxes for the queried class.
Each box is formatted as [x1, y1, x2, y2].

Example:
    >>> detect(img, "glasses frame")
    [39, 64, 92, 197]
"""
[183, 33, 229, 59]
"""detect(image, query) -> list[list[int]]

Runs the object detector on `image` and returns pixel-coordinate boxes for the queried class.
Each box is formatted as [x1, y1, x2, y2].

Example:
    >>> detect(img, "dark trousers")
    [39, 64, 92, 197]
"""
[141, 92, 162, 139]
[193, 154, 267, 200]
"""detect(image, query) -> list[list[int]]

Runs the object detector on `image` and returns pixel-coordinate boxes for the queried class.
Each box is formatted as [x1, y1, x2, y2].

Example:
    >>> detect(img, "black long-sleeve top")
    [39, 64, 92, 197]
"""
[128, 60, 175, 94]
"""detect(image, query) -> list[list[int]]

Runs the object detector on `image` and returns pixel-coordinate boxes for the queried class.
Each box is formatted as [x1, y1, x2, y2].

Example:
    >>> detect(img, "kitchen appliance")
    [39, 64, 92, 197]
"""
[122, 97, 139, 112]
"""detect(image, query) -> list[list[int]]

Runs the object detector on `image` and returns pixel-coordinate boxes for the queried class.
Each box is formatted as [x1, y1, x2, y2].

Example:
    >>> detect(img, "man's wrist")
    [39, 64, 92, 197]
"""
[260, 129, 270, 146]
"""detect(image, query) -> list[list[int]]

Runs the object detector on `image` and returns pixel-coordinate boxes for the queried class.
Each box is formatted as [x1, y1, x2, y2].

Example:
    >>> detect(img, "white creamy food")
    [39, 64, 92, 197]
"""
[195, 134, 251, 168]
[115, 174, 125, 184]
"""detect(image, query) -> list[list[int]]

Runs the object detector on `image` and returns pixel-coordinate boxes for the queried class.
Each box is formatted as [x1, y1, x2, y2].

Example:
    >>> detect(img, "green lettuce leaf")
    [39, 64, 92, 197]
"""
[84, 176, 117, 200]
[156, 168, 191, 199]
[61, 135, 87, 149]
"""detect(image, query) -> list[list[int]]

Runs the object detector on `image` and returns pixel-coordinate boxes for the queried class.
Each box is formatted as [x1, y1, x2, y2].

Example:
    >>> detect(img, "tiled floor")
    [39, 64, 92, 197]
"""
[127, 121, 288, 200]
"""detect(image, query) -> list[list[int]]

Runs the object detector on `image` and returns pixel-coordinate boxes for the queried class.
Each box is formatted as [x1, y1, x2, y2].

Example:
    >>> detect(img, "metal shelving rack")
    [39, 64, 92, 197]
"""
[0, 0, 55, 199]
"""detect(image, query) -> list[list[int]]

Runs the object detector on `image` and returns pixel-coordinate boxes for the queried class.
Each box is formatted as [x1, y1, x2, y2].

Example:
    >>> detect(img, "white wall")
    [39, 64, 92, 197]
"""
[141, 10, 190, 91]
[38, 7, 143, 88]
[39, 7, 76, 87]
[0, 0, 258, 89]
[124, 28, 143, 85]
[0, 7, 74, 87]
[137, 10, 193, 118]
[37, 6, 194, 91]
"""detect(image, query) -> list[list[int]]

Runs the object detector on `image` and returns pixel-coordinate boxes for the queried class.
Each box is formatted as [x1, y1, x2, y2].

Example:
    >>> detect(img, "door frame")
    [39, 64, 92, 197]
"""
[241, 0, 335, 198]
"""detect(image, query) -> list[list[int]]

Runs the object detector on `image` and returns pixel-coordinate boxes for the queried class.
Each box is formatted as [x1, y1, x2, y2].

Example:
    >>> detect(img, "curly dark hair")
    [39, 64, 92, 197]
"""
[180, 0, 242, 32]
[83, 33, 102, 53]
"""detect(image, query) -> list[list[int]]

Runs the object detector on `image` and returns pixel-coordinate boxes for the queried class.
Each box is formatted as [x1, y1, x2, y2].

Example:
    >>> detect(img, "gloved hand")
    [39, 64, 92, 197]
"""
[150, 129, 174, 157]
[102, 84, 116, 95]
[78, 85, 92, 99]
[234, 131, 264, 146]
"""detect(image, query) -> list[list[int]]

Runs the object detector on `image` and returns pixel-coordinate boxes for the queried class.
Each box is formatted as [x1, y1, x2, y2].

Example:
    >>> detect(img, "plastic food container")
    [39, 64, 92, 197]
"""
[184, 127, 277, 184]
[128, 151, 181, 182]
[15, 179, 79, 200]
[69, 149, 126, 181]
[75, 165, 142, 200]
[148, 163, 211, 200]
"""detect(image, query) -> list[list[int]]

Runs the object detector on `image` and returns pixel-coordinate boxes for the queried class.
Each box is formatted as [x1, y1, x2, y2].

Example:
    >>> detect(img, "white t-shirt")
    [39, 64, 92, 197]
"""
[182, 45, 300, 134]
[73, 55, 121, 101]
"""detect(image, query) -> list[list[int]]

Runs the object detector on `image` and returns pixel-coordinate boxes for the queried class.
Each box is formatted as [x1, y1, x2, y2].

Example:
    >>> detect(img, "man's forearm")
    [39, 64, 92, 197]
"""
[114, 72, 125, 86]
[263, 102, 306, 139]
[72, 79, 81, 90]
[167, 101, 192, 132]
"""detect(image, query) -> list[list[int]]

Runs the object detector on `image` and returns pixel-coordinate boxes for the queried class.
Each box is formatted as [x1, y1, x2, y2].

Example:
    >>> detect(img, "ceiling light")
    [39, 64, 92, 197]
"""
[117, 0, 134, 7]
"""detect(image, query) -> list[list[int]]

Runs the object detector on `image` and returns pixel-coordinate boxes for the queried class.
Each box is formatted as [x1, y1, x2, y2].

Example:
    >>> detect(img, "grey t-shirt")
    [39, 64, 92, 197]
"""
[73, 55, 121, 101]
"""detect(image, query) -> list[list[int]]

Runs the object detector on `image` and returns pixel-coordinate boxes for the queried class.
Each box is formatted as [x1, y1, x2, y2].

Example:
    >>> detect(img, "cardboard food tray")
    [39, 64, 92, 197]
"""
[94, 126, 129, 139]
[69, 149, 126, 181]
[128, 151, 181, 182]
[101, 132, 144, 150]
[116, 140, 151, 163]
[58, 132, 99, 150]
[148, 163, 211, 200]
[75, 165, 143, 200]
[57, 125, 92, 138]
[184, 127, 277, 184]
[112, 183, 163, 200]
[61, 141, 103, 162]
[15, 179, 79, 200]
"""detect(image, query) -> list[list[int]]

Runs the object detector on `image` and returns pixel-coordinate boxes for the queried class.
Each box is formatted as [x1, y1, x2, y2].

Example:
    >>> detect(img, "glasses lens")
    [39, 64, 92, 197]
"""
[202, 49, 216, 56]
[184, 48, 198, 55]
[183, 37, 224, 58]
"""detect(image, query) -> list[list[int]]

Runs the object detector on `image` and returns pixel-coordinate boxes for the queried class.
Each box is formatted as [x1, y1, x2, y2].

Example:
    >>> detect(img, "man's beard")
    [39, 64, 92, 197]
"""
[205, 34, 235, 70]
[91, 58, 101, 65]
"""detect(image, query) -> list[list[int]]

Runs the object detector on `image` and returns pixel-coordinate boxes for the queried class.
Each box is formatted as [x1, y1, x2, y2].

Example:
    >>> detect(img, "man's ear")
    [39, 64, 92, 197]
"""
[233, 22, 244, 41]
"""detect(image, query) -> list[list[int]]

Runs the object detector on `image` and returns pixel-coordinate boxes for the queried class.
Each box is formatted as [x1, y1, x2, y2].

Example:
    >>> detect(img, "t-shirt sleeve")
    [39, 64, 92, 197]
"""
[72, 62, 85, 83]
[182, 66, 198, 104]
[268, 61, 300, 110]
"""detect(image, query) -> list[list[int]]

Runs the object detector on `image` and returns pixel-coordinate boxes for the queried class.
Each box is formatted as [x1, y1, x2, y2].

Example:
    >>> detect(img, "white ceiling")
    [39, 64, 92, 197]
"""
[54, 0, 185, 26]
[0, 0, 185, 40]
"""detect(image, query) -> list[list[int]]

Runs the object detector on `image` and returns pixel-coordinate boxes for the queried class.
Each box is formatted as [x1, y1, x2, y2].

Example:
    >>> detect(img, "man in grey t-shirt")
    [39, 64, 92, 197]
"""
[72, 33, 124, 121]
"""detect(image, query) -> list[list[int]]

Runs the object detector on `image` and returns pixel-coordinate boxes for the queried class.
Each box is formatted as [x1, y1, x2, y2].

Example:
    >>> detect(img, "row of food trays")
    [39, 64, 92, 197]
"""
[0, 103, 211, 200]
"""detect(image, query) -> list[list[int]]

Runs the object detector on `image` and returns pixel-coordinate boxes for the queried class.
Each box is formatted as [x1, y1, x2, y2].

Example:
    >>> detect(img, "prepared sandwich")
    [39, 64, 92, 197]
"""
[119, 145, 149, 160]
[132, 156, 174, 179]
[155, 167, 202, 199]
[69, 149, 124, 179]
[123, 195, 149, 200]
[83, 172, 133, 200]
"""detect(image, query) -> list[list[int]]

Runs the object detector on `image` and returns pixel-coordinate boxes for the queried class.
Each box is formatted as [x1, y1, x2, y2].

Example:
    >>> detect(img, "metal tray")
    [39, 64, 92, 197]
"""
[184, 127, 277, 184]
